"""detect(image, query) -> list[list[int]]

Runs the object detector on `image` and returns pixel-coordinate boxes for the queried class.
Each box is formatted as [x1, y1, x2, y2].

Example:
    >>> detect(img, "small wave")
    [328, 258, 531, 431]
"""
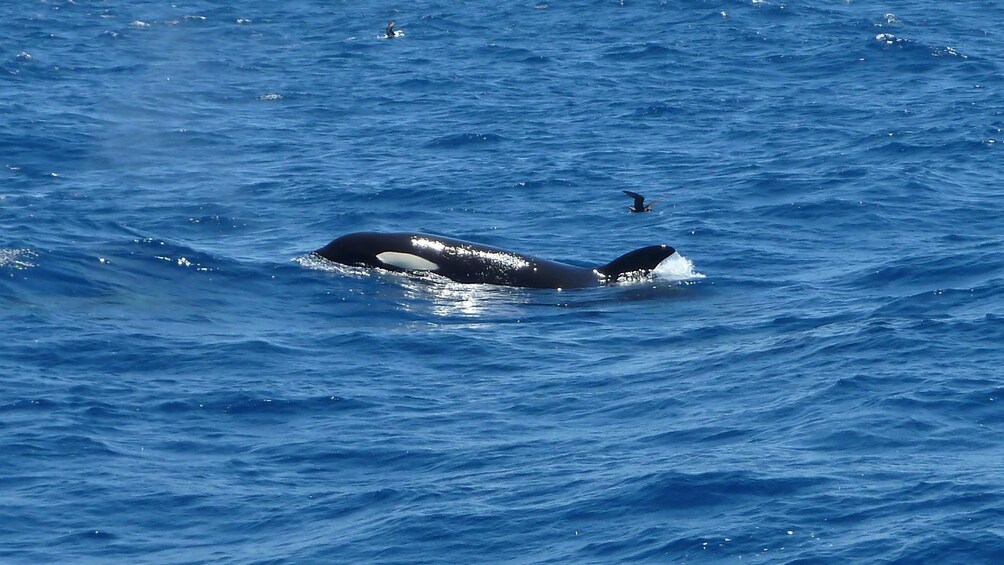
[130, 237, 220, 272]
[259, 93, 283, 101]
[186, 215, 250, 235]
[582, 469, 825, 515]
[58, 530, 118, 543]
[601, 43, 674, 61]
[154, 394, 359, 415]
[513, 178, 575, 190]
[425, 133, 506, 149]
[630, 104, 683, 118]
[849, 250, 1002, 293]
[397, 77, 435, 88]
[931, 46, 967, 59]
[1, 398, 58, 411]
[872, 34, 969, 60]
[482, 44, 548, 64]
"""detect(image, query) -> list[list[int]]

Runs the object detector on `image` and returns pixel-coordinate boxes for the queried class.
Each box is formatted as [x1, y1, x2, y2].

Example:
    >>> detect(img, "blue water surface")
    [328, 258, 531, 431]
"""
[2, 0, 1003, 562]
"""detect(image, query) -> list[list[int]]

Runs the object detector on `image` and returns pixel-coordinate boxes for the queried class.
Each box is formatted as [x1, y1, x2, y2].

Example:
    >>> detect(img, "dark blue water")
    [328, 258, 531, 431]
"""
[3, 1, 1003, 562]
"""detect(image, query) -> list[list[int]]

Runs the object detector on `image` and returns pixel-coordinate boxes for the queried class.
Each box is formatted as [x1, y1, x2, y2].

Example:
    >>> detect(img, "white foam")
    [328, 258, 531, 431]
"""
[875, 33, 896, 45]
[653, 252, 705, 282]
[295, 254, 369, 276]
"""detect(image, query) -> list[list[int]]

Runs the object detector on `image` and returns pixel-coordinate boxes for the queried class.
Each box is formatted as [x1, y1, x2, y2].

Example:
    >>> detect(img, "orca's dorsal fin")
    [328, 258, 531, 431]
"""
[596, 245, 675, 280]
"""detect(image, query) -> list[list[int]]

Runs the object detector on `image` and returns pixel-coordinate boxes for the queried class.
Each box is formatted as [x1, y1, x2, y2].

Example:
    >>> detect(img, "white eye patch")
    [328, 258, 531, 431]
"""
[376, 251, 438, 271]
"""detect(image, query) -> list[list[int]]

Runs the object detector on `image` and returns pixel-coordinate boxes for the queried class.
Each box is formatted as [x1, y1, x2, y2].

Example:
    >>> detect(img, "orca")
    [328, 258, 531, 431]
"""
[314, 232, 676, 289]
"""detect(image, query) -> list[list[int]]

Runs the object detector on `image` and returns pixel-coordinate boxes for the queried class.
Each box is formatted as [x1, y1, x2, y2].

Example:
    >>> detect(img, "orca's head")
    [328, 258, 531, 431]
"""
[315, 232, 385, 268]
[314, 232, 441, 273]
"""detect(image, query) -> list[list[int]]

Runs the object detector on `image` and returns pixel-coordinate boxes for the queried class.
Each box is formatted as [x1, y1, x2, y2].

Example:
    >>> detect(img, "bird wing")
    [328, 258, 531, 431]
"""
[623, 190, 646, 208]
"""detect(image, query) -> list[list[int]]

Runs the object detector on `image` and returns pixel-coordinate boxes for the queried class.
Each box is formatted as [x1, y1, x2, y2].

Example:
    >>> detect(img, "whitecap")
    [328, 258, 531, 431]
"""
[259, 93, 283, 101]
[933, 46, 967, 59]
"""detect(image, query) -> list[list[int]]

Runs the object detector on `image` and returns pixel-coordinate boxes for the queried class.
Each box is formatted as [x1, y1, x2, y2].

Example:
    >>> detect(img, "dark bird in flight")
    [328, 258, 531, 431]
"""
[386, 21, 400, 38]
[623, 190, 657, 213]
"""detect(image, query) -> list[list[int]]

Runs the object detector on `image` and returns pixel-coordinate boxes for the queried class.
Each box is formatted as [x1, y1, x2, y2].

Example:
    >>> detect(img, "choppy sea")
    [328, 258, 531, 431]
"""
[2, 1, 1003, 562]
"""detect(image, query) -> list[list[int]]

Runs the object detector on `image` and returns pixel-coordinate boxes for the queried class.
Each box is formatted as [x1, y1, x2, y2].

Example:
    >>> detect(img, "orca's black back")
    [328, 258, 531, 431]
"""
[315, 232, 601, 288]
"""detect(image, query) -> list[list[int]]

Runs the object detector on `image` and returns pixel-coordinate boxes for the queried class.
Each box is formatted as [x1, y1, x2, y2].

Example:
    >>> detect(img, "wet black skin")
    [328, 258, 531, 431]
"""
[314, 232, 676, 289]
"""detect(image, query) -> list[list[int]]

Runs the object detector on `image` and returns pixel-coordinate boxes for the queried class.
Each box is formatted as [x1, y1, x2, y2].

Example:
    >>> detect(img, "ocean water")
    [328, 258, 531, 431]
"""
[2, 0, 1003, 562]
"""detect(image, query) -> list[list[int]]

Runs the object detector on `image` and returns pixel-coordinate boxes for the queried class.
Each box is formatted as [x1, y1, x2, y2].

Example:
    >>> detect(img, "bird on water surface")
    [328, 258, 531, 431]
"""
[623, 190, 657, 213]
[386, 21, 404, 38]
